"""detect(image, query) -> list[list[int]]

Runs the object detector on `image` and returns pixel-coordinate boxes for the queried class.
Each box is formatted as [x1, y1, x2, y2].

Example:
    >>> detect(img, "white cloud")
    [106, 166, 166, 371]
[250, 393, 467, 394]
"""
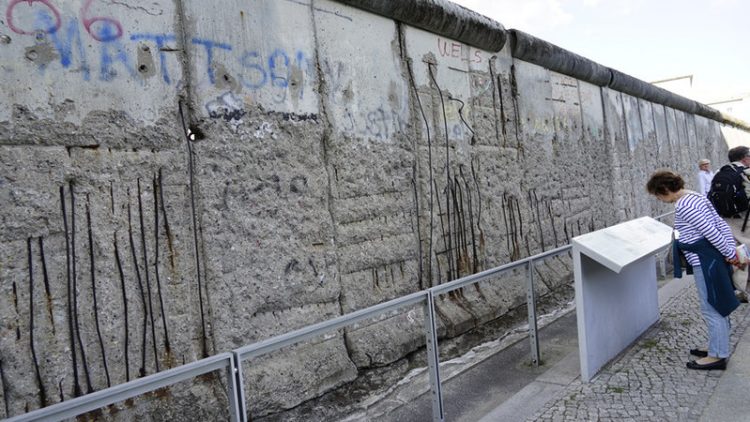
[709, 0, 739, 6]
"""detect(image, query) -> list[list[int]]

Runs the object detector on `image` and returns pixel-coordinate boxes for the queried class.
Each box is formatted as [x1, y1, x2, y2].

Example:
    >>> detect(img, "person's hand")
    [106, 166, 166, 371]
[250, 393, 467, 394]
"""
[727, 253, 742, 266]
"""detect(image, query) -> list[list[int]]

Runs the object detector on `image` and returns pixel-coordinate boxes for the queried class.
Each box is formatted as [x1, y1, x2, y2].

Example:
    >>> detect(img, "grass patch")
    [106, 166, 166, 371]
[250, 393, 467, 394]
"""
[641, 339, 659, 349]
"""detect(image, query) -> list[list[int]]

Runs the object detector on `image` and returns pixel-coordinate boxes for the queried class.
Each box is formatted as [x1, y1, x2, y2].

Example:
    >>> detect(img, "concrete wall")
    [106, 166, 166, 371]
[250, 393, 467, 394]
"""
[1, 0, 748, 420]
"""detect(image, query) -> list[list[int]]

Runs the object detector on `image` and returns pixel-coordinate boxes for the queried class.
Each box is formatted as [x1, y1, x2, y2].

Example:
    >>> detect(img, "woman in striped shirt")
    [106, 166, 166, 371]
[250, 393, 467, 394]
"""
[647, 170, 740, 371]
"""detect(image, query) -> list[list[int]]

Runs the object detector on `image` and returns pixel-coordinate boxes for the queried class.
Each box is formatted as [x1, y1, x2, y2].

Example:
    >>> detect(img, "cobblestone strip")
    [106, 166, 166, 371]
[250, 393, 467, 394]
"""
[528, 282, 750, 422]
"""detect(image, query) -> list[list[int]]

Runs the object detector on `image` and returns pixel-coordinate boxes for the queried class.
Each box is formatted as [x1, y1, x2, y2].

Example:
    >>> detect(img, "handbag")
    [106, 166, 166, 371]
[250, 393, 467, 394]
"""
[732, 244, 749, 292]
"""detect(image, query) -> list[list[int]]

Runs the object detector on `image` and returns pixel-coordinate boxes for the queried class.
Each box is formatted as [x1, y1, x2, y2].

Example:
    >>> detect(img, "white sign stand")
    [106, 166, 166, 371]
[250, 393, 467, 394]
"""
[572, 216, 672, 382]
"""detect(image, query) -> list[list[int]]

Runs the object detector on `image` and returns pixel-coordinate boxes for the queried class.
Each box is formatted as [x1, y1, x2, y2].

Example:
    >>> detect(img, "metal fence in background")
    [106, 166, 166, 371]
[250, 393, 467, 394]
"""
[7, 212, 675, 422]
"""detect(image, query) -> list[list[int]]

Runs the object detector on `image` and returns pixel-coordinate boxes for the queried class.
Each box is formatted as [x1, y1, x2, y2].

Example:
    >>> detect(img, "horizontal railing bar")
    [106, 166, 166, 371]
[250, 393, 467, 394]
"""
[235, 291, 428, 361]
[236, 246, 573, 362]
[6, 353, 235, 422]
[430, 245, 572, 296]
[654, 211, 675, 221]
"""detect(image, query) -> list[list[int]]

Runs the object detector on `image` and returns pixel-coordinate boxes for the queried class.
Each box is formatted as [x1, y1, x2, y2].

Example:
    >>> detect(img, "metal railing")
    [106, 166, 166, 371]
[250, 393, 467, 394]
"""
[6, 353, 243, 422]
[7, 212, 674, 422]
[233, 243, 573, 421]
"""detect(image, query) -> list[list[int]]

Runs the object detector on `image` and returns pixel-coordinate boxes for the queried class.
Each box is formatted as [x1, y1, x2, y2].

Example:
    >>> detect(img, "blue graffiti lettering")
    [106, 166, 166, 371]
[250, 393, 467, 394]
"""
[32, 9, 59, 35]
[268, 49, 289, 88]
[340, 105, 408, 140]
[191, 38, 232, 85]
[99, 23, 135, 81]
[14, 11, 315, 98]
[239, 49, 310, 100]
[295, 51, 309, 100]
[130, 33, 177, 84]
[239, 51, 267, 89]
[37, 12, 91, 80]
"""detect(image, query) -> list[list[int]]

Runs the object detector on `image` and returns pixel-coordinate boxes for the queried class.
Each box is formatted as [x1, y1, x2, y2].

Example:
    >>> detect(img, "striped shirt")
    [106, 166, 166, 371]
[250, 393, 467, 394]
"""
[675, 191, 736, 266]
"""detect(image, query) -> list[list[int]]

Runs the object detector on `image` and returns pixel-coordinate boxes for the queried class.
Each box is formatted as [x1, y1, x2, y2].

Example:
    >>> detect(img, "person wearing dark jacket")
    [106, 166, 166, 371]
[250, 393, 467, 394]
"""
[716, 146, 750, 302]
[647, 170, 740, 370]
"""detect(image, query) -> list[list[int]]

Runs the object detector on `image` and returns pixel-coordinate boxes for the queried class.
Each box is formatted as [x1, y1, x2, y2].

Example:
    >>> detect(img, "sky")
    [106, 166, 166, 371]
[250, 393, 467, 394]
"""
[450, 0, 749, 102]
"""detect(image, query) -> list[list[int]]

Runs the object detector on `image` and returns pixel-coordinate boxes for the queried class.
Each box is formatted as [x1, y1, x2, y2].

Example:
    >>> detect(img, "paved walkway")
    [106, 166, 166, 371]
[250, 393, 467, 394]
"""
[480, 273, 750, 422]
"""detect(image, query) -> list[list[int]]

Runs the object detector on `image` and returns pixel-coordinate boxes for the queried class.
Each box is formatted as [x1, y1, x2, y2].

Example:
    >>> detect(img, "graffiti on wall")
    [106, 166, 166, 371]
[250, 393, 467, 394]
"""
[436, 37, 484, 64]
[321, 59, 409, 140]
[4, 0, 314, 102]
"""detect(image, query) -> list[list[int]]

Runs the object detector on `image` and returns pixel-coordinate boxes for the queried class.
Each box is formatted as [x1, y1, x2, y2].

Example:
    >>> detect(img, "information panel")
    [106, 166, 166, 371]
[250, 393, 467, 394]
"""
[573, 216, 672, 382]
[573, 217, 673, 273]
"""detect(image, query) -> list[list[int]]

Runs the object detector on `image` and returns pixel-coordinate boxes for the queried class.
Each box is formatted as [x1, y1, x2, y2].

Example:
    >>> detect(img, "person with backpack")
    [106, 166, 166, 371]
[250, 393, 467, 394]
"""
[709, 145, 750, 302]
[707, 146, 750, 218]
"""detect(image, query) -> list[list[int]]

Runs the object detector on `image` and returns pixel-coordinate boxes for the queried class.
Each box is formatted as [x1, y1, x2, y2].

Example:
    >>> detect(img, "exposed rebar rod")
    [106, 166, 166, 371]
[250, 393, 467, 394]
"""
[158, 169, 176, 270]
[178, 102, 209, 358]
[153, 176, 171, 355]
[429, 64, 456, 282]
[532, 190, 545, 252]
[113, 234, 130, 382]
[509, 64, 523, 150]
[0, 358, 8, 416]
[28, 237, 48, 407]
[434, 178, 450, 283]
[86, 197, 111, 388]
[460, 167, 480, 273]
[38, 237, 55, 334]
[406, 57, 435, 287]
[59, 186, 81, 398]
[137, 179, 160, 373]
[411, 165, 424, 289]
[489, 60, 502, 145]
[127, 191, 149, 378]
[12, 281, 19, 340]
[70, 182, 93, 394]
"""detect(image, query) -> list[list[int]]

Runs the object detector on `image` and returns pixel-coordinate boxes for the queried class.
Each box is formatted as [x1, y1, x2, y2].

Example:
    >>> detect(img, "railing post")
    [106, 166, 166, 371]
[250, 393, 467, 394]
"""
[424, 290, 445, 422]
[227, 352, 246, 422]
[657, 251, 666, 280]
[526, 259, 540, 367]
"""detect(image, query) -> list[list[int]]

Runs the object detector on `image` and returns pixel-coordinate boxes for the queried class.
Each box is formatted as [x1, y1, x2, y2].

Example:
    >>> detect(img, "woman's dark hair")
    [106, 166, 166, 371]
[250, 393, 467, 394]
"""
[646, 170, 684, 196]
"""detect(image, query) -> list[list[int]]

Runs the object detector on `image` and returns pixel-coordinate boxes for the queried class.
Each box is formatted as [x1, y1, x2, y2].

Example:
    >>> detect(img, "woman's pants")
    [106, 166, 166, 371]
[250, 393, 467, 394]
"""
[694, 266, 731, 358]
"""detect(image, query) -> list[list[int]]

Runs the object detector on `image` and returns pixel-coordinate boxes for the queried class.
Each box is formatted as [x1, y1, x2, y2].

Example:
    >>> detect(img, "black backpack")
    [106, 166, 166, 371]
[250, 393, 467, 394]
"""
[708, 164, 749, 217]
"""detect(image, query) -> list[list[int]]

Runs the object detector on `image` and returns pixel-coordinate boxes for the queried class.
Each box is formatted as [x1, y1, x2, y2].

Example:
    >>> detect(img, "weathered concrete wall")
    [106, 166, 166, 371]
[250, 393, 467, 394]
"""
[1, 0, 749, 420]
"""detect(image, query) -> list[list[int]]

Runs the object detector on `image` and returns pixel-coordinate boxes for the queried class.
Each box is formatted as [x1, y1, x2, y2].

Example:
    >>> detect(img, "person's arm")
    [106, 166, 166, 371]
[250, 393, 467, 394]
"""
[742, 168, 750, 196]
